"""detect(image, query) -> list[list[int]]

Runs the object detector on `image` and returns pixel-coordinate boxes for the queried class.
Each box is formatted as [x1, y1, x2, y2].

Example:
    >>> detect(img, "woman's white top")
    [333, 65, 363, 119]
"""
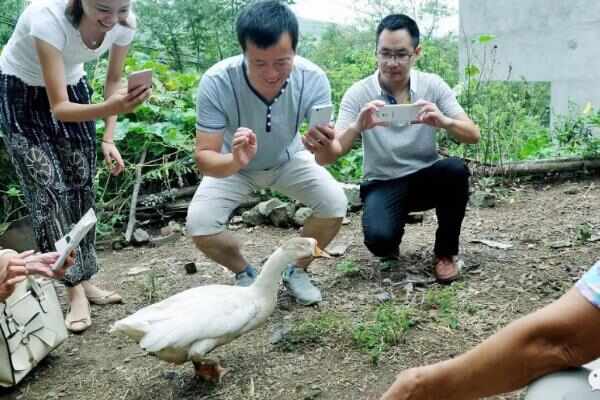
[0, 0, 135, 86]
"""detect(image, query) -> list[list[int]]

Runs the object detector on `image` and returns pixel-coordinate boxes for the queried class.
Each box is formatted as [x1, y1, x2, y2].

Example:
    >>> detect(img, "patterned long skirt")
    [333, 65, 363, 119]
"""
[0, 70, 98, 286]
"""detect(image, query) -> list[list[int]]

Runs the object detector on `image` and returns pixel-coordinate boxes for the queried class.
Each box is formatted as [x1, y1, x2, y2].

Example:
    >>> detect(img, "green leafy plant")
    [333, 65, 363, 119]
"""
[275, 312, 348, 352]
[336, 259, 360, 277]
[352, 304, 415, 365]
[424, 284, 463, 330]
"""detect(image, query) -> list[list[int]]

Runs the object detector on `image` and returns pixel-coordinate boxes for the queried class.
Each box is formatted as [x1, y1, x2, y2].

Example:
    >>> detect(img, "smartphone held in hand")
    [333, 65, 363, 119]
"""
[127, 69, 152, 92]
[309, 104, 333, 128]
[376, 104, 422, 125]
[52, 209, 97, 271]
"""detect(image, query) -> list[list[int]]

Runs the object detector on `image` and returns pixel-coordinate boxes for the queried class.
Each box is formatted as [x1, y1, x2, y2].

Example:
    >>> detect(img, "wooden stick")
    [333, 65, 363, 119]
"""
[125, 148, 147, 243]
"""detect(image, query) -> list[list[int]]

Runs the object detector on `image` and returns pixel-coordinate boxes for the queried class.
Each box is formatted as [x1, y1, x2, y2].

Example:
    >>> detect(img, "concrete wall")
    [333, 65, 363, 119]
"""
[459, 0, 600, 116]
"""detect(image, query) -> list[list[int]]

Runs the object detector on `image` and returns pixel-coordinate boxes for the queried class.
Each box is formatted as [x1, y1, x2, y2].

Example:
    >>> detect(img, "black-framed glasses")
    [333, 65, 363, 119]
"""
[377, 51, 414, 64]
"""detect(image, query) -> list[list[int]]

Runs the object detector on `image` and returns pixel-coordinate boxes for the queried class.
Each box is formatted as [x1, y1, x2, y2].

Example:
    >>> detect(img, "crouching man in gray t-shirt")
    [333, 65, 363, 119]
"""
[186, 1, 347, 305]
[305, 14, 480, 284]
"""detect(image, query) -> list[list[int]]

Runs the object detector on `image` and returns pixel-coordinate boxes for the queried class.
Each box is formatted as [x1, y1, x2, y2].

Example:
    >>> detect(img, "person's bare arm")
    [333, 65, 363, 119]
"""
[381, 288, 600, 400]
[306, 100, 385, 166]
[35, 39, 148, 122]
[195, 128, 257, 178]
[414, 99, 480, 145]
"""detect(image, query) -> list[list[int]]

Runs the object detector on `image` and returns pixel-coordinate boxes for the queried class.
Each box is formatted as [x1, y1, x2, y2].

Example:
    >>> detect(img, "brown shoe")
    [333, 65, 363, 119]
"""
[433, 256, 460, 284]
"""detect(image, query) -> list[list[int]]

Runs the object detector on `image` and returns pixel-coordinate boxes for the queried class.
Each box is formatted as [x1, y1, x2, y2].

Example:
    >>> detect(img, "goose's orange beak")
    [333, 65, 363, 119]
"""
[313, 246, 332, 258]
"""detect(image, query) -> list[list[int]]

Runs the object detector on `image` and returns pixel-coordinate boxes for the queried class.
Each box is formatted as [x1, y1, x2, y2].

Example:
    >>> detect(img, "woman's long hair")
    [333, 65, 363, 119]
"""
[65, 0, 137, 29]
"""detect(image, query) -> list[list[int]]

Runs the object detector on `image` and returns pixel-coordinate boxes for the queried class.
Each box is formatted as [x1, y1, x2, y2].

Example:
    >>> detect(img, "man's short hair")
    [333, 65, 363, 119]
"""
[236, 1, 299, 52]
[376, 14, 420, 49]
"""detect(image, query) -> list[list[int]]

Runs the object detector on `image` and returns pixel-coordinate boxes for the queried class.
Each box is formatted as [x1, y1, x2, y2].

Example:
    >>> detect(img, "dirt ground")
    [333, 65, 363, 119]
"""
[2, 174, 600, 400]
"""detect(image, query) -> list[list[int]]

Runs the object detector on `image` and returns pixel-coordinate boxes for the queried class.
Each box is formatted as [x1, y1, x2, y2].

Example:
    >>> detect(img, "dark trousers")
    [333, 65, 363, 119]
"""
[360, 158, 470, 258]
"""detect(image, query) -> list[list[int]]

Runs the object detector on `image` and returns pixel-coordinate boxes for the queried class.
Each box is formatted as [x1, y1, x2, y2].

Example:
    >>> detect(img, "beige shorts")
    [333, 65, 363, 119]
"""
[186, 151, 348, 236]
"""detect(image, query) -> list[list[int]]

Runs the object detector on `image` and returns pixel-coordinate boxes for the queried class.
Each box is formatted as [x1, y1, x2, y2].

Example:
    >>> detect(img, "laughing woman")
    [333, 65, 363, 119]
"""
[0, 0, 150, 333]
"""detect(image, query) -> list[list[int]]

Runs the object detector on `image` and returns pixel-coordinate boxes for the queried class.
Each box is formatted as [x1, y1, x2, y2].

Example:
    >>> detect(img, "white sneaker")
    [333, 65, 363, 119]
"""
[282, 265, 322, 305]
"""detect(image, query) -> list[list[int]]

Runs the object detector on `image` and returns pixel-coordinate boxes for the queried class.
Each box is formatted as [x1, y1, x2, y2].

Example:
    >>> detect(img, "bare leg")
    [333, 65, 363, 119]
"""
[65, 284, 91, 332]
[192, 231, 249, 273]
[297, 216, 342, 269]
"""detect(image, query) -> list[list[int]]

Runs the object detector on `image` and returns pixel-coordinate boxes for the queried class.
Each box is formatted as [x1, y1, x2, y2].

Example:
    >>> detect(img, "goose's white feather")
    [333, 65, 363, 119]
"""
[110, 238, 317, 366]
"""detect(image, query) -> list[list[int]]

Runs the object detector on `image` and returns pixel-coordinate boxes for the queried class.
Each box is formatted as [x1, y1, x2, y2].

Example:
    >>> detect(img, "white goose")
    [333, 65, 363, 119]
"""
[110, 237, 320, 381]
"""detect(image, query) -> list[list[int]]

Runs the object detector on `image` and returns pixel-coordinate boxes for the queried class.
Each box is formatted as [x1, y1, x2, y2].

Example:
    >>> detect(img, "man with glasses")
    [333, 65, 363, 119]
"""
[304, 14, 480, 283]
[186, 1, 347, 305]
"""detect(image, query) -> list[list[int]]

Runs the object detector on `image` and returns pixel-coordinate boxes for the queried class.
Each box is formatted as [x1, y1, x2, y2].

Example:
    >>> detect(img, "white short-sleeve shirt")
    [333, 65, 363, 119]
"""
[0, 0, 135, 86]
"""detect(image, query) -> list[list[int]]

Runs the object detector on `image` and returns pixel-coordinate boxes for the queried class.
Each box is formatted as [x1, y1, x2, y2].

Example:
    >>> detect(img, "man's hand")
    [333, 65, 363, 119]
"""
[302, 124, 342, 156]
[354, 100, 388, 132]
[414, 100, 452, 129]
[232, 128, 257, 168]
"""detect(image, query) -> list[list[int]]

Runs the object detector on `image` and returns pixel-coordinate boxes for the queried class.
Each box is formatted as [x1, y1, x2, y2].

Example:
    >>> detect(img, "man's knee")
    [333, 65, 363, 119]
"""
[311, 184, 348, 218]
[363, 225, 400, 257]
[186, 203, 226, 238]
[440, 158, 470, 183]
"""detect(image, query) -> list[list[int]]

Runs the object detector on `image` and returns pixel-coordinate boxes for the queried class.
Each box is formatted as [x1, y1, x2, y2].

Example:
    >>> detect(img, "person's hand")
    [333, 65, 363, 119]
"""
[379, 368, 431, 400]
[353, 100, 388, 132]
[101, 141, 125, 176]
[413, 99, 452, 129]
[232, 128, 257, 168]
[302, 124, 342, 156]
[107, 85, 151, 115]
[0, 260, 27, 301]
[20, 250, 75, 280]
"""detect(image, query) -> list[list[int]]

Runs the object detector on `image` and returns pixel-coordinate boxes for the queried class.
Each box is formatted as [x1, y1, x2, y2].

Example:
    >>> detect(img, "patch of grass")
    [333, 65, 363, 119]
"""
[424, 283, 464, 329]
[352, 304, 415, 365]
[143, 269, 159, 303]
[576, 223, 592, 243]
[276, 312, 348, 352]
[336, 260, 360, 277]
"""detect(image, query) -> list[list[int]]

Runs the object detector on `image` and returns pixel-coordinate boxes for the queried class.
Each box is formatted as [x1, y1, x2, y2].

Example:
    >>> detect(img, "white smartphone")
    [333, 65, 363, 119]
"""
[375, 104, 422, 125]
[52, 209, 97, 271]
[127, 69, 153, 92]
[309, 104, 333, 128]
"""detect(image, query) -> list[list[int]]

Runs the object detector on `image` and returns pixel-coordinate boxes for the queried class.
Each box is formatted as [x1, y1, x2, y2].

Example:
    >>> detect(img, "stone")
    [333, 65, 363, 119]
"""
[293, 207, 313, 226]
[270, 205, 291, 228]
[242, 206, 266, 226]
[270, 323, 293, 345]
[257, 198, 286, 217]
[132, 228, 150, 244]
[341, 183, 361, 210]
[375, 291, 393, 303]
[230, 215, 243, 225]
[325, 243, 349, 257]
[184, 262, 198, 274]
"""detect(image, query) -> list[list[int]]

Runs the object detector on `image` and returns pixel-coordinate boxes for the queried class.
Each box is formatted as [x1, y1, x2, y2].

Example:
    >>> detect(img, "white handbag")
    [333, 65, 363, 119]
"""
[0, 277, 67, 387]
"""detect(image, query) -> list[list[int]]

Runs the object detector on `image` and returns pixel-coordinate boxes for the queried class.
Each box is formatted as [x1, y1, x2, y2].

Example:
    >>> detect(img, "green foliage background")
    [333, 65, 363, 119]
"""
[1, 0, 599, 235]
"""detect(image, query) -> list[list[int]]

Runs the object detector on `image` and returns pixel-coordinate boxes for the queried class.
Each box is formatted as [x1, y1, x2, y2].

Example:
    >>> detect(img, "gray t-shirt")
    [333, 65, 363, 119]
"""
[336, 69, 465, 181]
[196, 55, 331, 171]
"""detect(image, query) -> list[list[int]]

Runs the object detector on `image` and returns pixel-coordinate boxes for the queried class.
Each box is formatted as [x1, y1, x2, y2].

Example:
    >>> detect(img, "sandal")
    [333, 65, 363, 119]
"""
[82, 283, 123, 305]
[86, 290, 123, 305]
[433, 256, 460, 284]
[65, 300, 92, 333]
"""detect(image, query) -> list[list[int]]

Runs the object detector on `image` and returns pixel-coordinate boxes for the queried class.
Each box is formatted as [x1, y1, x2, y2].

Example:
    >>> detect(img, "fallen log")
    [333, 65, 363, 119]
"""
[471, 157, 600, 177]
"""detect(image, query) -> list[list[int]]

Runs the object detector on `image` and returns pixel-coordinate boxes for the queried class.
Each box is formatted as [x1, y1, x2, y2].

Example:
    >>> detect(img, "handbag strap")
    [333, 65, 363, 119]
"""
[27, 278, 49, 313]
